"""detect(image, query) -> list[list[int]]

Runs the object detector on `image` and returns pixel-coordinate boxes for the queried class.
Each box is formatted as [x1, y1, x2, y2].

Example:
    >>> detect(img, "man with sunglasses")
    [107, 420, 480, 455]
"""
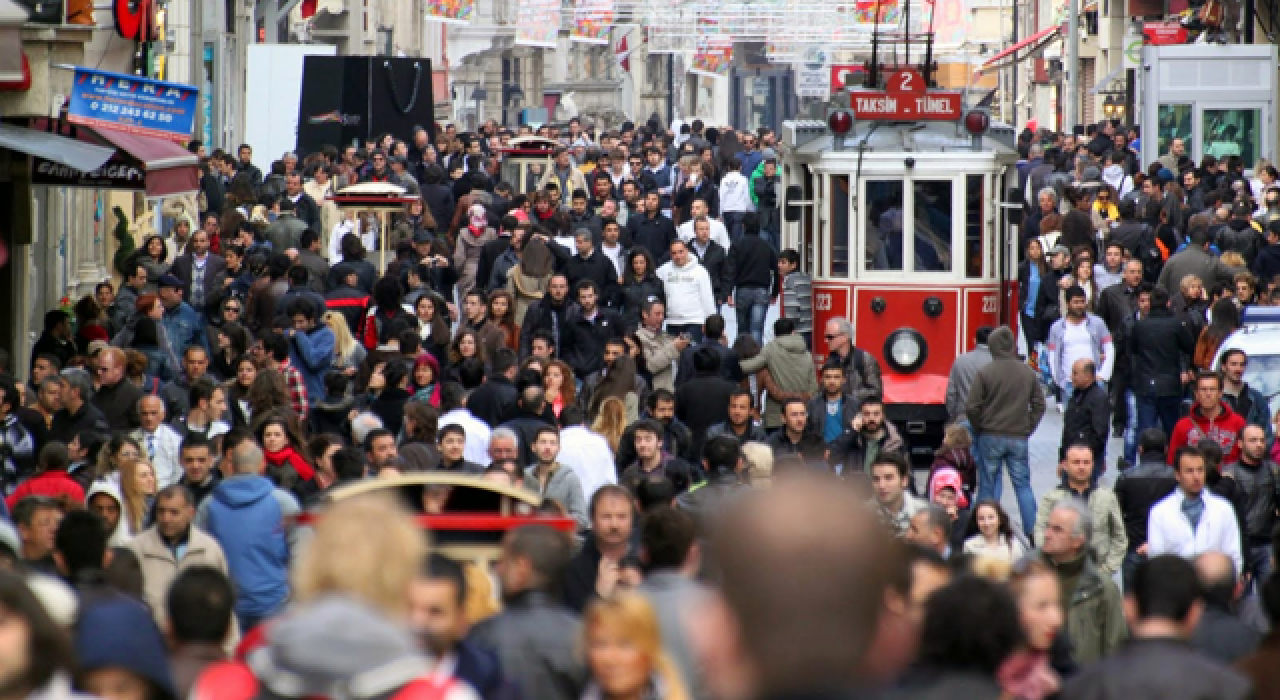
[361, 151, 392, 184]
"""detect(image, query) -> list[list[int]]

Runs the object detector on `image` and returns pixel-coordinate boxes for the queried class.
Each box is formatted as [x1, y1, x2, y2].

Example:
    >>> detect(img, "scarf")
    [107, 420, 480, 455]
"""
[997, 650, 1060, 700]
[264, 446, 315, 481]
[535, 207, 556, 221]
[1182, 491, 1205, 531]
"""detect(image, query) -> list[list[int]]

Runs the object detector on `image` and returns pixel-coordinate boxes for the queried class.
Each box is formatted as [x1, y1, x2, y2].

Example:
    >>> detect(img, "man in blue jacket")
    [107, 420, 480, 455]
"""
[196, 440, 300, 631]
[158, 274, 207, 351]
[284, 297, 336, 403]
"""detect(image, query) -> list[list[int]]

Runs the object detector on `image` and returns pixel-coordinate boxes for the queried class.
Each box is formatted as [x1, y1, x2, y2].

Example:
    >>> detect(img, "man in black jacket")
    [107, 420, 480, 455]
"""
[1129, 285, 1196, 438]
[567, 190, 602, 241]
[627, 191, 677, 263]
[284, 173, 321, 233]
[477, 215, 519, 293]
[564, 231, 621, 310]
[562, 486, 635, 613]
[727, 213, 779, 343]
[1060, 358, 1111, 478]
[467, 349, 520, 428]
[1113, 428, 1177, 588]
[752, 158, 781, 247]
[675, 348, 738, 458]
[675, 314, 743, 387]
[688, 217, 732, 307]
[519, 274, 579, 359]
[561, 280, 623, 380]
[1095, 259, 1144, 441]
[766, 399, 826, 464]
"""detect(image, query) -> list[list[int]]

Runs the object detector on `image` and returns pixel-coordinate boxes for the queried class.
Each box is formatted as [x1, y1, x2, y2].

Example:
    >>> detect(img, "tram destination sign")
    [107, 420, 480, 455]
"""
[847, 69, 963, 121]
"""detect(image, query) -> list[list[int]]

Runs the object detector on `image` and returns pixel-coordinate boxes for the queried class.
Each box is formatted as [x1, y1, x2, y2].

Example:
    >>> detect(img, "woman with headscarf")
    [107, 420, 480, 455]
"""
[452, 202, 497, 299]
[507, 236, 555, 326]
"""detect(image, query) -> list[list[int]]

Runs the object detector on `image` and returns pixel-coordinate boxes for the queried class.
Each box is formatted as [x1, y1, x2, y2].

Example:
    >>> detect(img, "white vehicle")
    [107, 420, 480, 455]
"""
[1211, 307, 1280, 420]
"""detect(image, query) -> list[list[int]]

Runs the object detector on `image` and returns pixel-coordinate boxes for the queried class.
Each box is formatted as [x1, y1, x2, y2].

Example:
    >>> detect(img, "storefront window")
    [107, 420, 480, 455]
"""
[865, 180, 903, 271]
[831, 175, 851, 277]
[966, 175, 984, 278]
[1157, 104, 1192, 160]
[1203, 108, 1259, 166]
[913, 180, 953, 272]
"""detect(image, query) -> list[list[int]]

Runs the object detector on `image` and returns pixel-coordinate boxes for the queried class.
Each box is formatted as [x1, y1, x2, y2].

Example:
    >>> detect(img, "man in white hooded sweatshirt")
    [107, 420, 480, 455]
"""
[657, 238, 717, 342]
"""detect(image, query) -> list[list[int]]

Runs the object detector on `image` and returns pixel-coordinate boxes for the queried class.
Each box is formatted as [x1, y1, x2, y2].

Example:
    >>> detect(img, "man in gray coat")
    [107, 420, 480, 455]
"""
[522, 425, 588, 530]
[945, 326, 993, 424]
[967, 325, 1046, 538]
[638, 506, 711, 700]
[468, 525, 587, 700]
[1156, 225, 1236, 294]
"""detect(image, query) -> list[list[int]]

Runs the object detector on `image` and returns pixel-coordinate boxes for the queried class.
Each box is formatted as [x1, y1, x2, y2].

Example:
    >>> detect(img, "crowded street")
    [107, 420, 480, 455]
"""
[2, 0, 1280, 698]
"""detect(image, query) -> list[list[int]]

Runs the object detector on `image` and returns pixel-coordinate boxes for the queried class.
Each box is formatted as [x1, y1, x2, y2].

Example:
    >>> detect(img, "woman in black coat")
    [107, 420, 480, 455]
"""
[619, 248, 665, 327]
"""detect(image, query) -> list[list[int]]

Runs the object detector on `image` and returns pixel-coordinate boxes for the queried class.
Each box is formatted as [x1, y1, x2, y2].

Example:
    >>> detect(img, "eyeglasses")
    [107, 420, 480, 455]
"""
[824, 334, 839, 340]
[225, 306, 241, 313]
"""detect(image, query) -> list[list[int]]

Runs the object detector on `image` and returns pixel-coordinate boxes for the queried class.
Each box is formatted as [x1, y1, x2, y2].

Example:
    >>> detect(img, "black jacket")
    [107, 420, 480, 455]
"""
[626, 213, 678, 263]
[500, 411, 553, 468]
[1060, 381, 1111, 460]
[619, 454, 700, 494]
[49, 403, 111, 445]
[453, 640, 520, 700]
[752, 173, 780, 233]
[1216, 218, 1261, 263]
[31, 333, 75, 372]
[1252, 241, 1280, 283]
[564, 251, 621, 308]
[615, 416, 695, 469]
[291, 192, 322, 233]
[91, 380, 143, 432]
[323, 285, 371, 338]
[421, 184, 456, 235]
[562, 533, 634, 613]
[308, 397, 355, 445]
[1061, 637, 1251, 700]
[675, 339, 744, 387]
[690, 240, 732, 304]
[561, 309, 624, 379]
[766, 430, 827, 463]
[370, 387, 411, 437]
[1129, 308, 1196, 398]
[618, 276, 665, 325]
[675, 375, 738, 454]
[468, 378, 519, 428]
[476, 235, 513, 293]
[1095, 281, 1141, 362]
[728, 233, 779, 295]
[519, 297, 579, 359]
[1114, 453, 1177, 549]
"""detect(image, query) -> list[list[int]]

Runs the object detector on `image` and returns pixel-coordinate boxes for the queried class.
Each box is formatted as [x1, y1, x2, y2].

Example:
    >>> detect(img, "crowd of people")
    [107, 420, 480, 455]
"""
[0, 112, 1276, 700]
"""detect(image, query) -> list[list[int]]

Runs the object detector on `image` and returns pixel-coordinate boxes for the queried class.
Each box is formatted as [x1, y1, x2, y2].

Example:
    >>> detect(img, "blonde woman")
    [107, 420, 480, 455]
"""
[323, 311, 366, 377]
[590, 396, 628, 454]
[293, 492, 425, 618]
[117, 458, 158, 540]
[582, 594, 691, 700]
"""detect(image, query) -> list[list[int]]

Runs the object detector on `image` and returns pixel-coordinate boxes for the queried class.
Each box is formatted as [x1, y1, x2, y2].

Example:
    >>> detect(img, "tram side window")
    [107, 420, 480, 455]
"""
[912, 180, 953, 272]
[966, 175, 984, 278]
[831, 175, 851, 276]
[865, 180, 904, 271]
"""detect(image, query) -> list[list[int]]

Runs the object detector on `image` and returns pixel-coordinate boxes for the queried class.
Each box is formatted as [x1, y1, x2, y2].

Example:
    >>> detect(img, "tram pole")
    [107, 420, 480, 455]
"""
[1065, 0, 1079, 133]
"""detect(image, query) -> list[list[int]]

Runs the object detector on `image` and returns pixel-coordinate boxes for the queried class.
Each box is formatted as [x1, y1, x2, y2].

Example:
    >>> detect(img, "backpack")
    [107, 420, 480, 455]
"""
[1132, 226, 1166, 285]
[192, 661, 459, 700]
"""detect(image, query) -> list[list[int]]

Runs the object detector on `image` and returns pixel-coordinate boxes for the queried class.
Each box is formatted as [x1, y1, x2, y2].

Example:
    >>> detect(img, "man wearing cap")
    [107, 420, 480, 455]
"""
[157, 275, 207, 352]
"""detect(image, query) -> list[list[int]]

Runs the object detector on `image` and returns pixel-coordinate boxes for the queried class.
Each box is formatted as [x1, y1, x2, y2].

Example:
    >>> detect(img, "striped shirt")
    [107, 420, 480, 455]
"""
[782, 271, 813, 334]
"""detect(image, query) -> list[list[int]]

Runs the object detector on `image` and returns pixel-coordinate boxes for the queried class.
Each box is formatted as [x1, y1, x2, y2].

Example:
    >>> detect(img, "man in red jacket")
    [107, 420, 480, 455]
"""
[1168, 372, 1248, 465]
[7, 442, 84, 510]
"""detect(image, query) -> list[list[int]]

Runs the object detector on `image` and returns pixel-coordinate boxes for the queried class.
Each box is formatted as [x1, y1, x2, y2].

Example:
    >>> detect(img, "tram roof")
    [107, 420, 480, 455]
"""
[783, 119, 1019, 162]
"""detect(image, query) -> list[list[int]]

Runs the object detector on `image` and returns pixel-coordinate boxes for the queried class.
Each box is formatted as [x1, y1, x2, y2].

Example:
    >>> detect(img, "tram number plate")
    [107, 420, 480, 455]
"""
[981, 295, 998, 314]
[815, 293, 834, 311]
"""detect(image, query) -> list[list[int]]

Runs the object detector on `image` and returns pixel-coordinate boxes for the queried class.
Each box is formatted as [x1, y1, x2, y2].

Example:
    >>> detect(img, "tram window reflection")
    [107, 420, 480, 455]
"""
[966, 175, 984, 278]
[1203, 108, 1258, 166]
[832, 175, 852, 276]
[1157, 104, 1191, 162]
[866, 180, 904, 271]
[912, 180, 953, 272]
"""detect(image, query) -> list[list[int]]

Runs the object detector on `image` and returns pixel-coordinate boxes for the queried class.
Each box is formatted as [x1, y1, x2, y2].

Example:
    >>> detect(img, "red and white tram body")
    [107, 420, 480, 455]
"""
[779, 83, 1020, 460]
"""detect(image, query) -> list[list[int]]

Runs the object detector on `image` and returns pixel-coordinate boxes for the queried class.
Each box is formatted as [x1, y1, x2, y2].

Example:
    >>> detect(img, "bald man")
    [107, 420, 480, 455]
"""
[692, 472, 894, 699]
[91, 347, 144, 432]
[1061, 358, 1111, 477]
[132, 395, 184, 489]
[1191, 551, 1261, 663]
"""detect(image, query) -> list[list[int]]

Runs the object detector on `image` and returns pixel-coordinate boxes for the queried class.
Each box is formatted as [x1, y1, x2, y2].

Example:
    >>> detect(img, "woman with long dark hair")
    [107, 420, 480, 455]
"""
[1018, 238, 1050, 354]
[226, 354, 258, 428]
[256, 409, 315, 496]
[620, 248, 665, 325]
[210, 318, 250, 382]
[589, 354, 639, 423]
[129, 318, 175, 382]
[488, 289, 520, 351]
[1194, 297, 1241, 370]
[363, 276, 416, 351]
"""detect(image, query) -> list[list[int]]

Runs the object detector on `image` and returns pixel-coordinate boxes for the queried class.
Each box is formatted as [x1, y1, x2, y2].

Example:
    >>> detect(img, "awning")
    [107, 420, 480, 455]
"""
[0, 122, 115, 172]
[979, 26, 1062, 74]
[87, 127, 201, 197]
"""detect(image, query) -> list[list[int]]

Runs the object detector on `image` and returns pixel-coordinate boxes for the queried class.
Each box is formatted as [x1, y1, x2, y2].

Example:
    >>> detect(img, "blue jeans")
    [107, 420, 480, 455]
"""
[1123, 390, 1140, 464]
[723, 211, 747, 243]
[975, 434, 1036, 538]
[1247, 543, 1272, 591]
[735, 286, 770, 344]
[1136, 394, 1182, 439]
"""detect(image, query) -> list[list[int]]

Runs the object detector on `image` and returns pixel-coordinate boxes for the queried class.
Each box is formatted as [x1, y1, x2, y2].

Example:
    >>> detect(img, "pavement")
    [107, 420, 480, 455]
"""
[997, 392, 1126, 535]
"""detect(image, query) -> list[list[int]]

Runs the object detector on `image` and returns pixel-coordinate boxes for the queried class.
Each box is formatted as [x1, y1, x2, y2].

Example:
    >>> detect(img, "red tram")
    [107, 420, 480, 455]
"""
[779, 67, 1021, 460]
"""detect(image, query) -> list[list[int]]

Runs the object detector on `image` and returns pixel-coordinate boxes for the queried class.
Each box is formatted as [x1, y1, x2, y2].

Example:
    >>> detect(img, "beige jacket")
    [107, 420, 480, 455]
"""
[636, 327, 682, 392]
[130, 525, 230, 622]
[1033, 485, 1129, 576]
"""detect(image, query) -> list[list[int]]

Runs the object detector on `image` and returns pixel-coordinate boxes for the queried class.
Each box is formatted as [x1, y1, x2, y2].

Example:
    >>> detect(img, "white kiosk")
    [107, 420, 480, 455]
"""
[1139, 44, 1278, 171]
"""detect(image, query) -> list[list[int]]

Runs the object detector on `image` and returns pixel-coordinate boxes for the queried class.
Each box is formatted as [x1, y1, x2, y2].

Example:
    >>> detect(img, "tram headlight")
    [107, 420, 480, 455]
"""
[883, 328, 928, 374]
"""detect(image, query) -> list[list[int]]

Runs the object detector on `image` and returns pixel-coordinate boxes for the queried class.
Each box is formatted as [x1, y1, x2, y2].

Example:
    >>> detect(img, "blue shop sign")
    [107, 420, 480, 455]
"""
[67, 67, 197, 143]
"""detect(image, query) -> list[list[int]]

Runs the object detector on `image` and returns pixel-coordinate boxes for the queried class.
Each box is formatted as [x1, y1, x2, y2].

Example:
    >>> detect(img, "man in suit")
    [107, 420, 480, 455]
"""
[168, 228, 227, 317]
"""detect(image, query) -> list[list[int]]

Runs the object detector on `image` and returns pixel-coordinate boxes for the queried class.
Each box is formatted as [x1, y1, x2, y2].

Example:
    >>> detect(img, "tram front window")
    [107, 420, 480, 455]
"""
[913, 180, 953, 272]
[866, 180, 904, 271]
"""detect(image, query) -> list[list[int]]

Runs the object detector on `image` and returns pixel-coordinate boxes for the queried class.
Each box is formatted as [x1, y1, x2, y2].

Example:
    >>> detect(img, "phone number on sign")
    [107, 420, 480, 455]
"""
[88, 102, 175, 123]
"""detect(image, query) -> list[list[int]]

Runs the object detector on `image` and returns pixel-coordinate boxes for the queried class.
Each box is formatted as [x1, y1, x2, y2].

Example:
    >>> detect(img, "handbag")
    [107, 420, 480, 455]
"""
[14, 0, 63, 23]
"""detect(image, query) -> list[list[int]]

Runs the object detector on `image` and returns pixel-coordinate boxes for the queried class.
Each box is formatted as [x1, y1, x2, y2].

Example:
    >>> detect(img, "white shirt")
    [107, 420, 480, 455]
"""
[1060, 321, 1094, 385]
[1148, 488, 1243, 575]
[133, 424, 184, 490]
[439, 408, 492, 466]
[600, 242, 625, 277]
[677, 218, 731, 251]
[556, 425, 617, 502]
[719, 171, 755, 213]
[656, 259, 717, 325]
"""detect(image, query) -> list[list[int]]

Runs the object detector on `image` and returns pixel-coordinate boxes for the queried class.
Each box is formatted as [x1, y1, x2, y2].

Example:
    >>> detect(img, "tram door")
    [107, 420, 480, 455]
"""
[795, 165, 818, 274]
[997, 169, 1020, 327]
